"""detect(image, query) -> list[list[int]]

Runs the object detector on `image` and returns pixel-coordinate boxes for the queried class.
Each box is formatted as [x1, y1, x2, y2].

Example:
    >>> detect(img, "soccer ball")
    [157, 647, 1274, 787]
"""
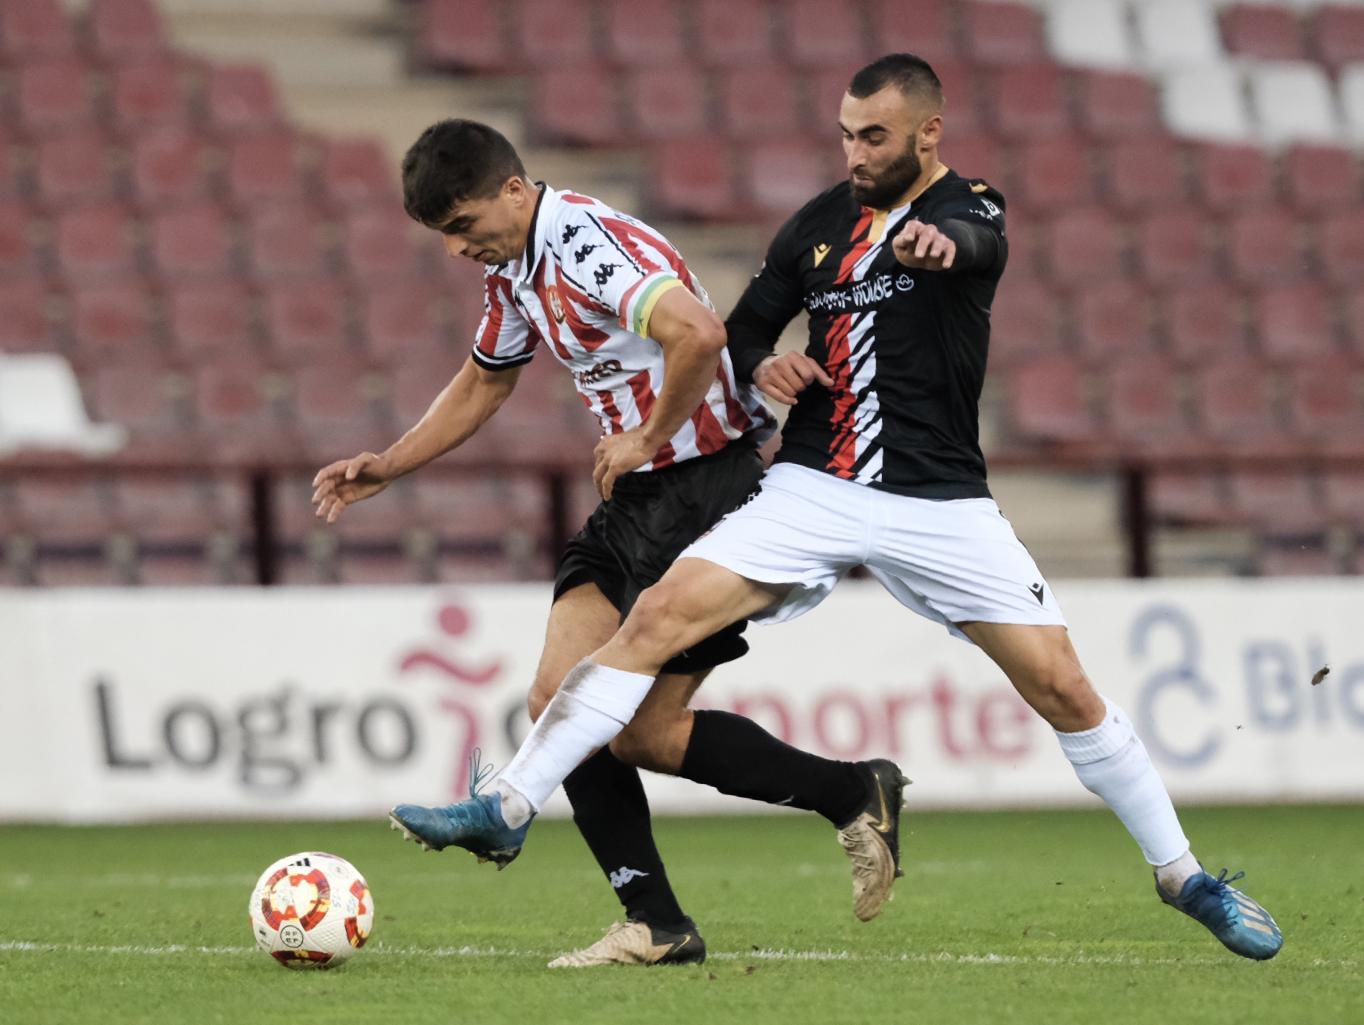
[248, 851, 374, 969]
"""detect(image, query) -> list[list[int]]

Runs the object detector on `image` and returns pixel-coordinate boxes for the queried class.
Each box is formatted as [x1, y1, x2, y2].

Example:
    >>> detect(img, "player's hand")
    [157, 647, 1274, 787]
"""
[593, 428, 656, 501]
[753, 352, 835, 405]
[311, 452, 393, 524]
[892, 219, 956, 270]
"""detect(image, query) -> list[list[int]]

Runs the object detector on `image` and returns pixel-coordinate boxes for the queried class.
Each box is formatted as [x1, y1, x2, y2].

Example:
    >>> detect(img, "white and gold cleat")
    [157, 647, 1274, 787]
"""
[837, 759, 910, 922]
[547, 919, 706, 968]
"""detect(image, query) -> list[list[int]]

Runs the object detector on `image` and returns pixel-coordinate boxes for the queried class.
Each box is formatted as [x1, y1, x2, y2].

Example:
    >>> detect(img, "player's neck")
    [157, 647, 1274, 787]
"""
[883, 157, 947, 211]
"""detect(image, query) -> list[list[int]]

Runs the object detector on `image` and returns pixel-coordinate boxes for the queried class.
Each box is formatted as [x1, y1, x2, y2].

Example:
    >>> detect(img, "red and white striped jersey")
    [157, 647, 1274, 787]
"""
[470, 184, 775, 470]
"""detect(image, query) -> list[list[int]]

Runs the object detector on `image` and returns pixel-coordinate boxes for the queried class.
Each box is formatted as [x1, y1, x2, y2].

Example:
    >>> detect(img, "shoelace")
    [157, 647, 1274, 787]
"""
[467, 747, 497, 800]
[1197, 868, 1249, 928]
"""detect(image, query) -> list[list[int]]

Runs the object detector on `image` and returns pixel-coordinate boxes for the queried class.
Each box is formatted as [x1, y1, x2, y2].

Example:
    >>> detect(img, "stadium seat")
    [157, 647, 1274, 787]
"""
[0, 279, 56, 354]
[54, 202, 136, 282]
[289, 360, 386, 456]
[1318, 210, 1364, 285]
[165, 280, 256, 360]
[108, 59, 193, 135]
[1149, 470, 1229, 526]
[716, 66, 802, 139]
[962, 1, 1048, 65]
[33, 134, 117, 207]
[1247, 62, 1340, 146]
[1133, 0, 1224, 68]
[204, 64, 284, 136]
[358, 282, 451, 366]
[1160, 67, 1252, 143]
[1002, 356, 1095, 446]
[1043, 207, 1126, 283]
[189, 358, 279, 444]
[86, 363, 188, 447]
[1188, 143, 1275, 214]
[941, 135, 1006, 191]
[988, 64, 1071, 140]
[226, 131, 308, 207]
[869, 0, 957, 59]
[114, 476, 226, 544]
[318, 138, 397, 209]
[1192, 359, 1288, 452]
[68, 280, 159, 364]
[1339, 63, 1364, 142]
[989, 275, 1067, 366]
[0, 201, 39, 276]
[244, 205, 332, 280]
[744, 140, 837, 219]
[1071, 281, 1155, 366]
[1281, 145, 1360, 213]
[1101, 355, 1193, 453]
[1228, 469, 1323, 534]
[1310, 4, 1364, 69]
[339, 208, 430, 281]
[602, 0, 686, 67]
[1161, 283, 1248, 365]
[1220, 3, 1306, 60]
[528, 67, 621, 146]
[84, 0, 167, 64]
[1285, 358, 1364, 453]
[515, 0, 594, 65]
[1045, 0, 1133, 69]
[648, 138, 743, 220]
[782, 0, 867, 68]
[1105, 137, 1187, 212]
[623, 65, 709, 141]
[1012, 138, 1097, 212]
[14, 56, 97, 135]
[416, 0, 506, 71]
[129, 129, 213, 209]
[1132, 208, 1223, 286]
[1072, 70, 1163, 139]
[1251, 283, 1338, 364]
[1225, 207, 1309, 282]
[148, 202, 237, 280]
[694, 0, 776, 67]
[261, 279, 352, 365]
[1322, 470, 1364, 523]
[0, 0, 73, 59]
[13, 476, 117, 544]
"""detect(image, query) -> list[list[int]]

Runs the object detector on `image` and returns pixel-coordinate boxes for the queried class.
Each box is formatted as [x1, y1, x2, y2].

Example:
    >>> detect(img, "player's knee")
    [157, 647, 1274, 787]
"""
[616, 583, 690, 656]
[609, 723, 669, 773]
[526, 678, 556, 722]
[1027, 659, 1100, 726]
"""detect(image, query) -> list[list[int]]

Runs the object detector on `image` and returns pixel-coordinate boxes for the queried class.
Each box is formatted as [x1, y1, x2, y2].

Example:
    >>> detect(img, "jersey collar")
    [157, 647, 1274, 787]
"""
[517, 182, 558, 281]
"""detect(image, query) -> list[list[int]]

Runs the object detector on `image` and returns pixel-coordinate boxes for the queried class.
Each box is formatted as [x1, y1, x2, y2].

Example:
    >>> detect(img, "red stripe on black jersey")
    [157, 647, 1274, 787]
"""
[823, 208, 875, 476]
[627, 369, 677, 467]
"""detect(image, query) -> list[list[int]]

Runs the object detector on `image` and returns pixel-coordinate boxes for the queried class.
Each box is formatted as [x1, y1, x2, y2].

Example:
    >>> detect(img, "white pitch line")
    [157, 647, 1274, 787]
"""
[0, 940, 1354, 971]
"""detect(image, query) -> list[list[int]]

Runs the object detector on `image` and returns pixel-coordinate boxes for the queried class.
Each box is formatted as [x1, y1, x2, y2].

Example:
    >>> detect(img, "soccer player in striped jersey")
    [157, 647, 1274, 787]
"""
[417, 57, 1283, 963]
[312, 120, 908, 968]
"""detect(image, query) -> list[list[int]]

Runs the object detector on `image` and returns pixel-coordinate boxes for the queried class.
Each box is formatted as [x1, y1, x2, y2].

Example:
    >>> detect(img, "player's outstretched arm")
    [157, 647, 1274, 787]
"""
[312, 357, 520, 523]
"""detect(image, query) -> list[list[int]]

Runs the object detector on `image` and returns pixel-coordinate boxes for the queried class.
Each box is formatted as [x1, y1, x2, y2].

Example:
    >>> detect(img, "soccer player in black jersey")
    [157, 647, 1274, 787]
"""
[429, 54, 1283, 962]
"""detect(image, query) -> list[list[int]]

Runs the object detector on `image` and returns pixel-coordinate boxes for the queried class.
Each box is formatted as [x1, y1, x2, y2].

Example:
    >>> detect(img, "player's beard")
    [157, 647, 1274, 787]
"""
[850, 142, 922, 209]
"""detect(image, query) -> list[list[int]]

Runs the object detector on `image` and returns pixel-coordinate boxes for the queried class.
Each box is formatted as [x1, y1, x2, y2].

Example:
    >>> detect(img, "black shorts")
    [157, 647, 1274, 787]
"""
[554, 439, 764, 675]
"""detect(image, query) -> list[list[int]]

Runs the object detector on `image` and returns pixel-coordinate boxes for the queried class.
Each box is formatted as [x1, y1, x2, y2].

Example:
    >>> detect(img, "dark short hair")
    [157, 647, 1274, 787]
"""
[848, 53, 943, 108]
[401, 119, 528, 227]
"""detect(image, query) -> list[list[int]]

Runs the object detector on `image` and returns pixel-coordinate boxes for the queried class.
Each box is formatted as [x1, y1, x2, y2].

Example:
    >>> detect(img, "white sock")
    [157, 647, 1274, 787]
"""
[1154, 849, 1203, 898]
[1055, 698, 1191, 869]
[496, 659, 655, 812]
[492, 780, 535, 829]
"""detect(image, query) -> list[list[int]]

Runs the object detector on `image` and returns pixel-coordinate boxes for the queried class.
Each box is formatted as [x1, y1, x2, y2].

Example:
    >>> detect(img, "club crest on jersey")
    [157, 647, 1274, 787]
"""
[813, 243, 831, 268]
[546, 285, 566, 323]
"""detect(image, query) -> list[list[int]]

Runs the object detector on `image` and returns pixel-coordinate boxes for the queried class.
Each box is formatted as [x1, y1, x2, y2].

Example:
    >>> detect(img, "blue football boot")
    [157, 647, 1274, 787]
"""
[1159, 867, 1283, 960]
[388, 752, 532, 870]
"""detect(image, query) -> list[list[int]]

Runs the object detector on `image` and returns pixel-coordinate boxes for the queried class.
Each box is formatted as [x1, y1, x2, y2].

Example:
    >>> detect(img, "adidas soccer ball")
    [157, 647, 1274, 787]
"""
[248, 851, 374, 969]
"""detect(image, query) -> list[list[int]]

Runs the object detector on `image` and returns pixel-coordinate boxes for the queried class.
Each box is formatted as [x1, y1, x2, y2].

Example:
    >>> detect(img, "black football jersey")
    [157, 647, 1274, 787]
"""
[727, 170, 1008, 499]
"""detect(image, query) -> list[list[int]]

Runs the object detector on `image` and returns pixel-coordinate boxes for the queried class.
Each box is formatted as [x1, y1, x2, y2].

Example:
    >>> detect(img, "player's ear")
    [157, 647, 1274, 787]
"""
[919, 113, 943, 148]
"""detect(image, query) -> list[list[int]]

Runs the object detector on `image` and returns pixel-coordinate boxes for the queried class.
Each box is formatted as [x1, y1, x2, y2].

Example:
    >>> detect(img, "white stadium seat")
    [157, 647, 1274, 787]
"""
[1247, 61, 1341, 145]
[1160, 65, 1253, 141]
[1337, 63, 1364, 142]
[0, 352, 126, 456]
[1045, 0, 1135, 69]
[1132, 0, 1225, 68]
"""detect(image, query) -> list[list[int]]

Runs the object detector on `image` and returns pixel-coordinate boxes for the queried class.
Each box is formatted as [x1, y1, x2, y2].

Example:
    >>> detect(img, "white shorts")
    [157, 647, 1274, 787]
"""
[680, 463, 1067, 642]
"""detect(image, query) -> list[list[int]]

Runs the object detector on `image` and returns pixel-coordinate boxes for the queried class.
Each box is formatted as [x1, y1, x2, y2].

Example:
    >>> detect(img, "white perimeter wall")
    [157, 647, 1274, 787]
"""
[2, 579, 1362, 823]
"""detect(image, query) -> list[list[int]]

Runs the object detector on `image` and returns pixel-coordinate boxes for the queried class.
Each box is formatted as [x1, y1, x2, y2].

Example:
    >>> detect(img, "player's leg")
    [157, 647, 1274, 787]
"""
[961, 620, 1281, 960]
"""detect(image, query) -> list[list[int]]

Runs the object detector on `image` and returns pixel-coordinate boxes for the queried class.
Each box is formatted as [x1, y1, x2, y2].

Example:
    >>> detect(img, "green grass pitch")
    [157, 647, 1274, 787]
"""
[2, 807, 1360, 1025]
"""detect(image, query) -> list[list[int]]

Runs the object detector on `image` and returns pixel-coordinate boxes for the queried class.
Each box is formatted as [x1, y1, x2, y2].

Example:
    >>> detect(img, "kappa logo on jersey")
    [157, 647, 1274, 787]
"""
[574, 358, 622, 386]
[593, 263, 620, 287]
[561, 224, 583, 244]
[573, 243, 599, 264]
[813, 243, 831, 268]
[546, 285, 566, 323]
[608, 867, 650, 889]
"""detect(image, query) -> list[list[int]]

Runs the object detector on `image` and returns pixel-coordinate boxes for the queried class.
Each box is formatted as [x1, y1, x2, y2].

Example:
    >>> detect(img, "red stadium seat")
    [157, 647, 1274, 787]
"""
[148, 202, 236, 280]
[204, 64, 284, 136]
[1161, 283, 1248, 365]
[783, 0, 867, 68]
[1132, 207, 1223, 286]
[86, 360, 184, 434]
[962, 2, 1048, 64]
[226, 131, 308, 207]
[0, 0, 73, 58]
[1105, 137, 1187, 213]
[744, 139, 838, 218]
[1012, 138, 1097, 212]
[1150, 471, 1229, 525]
[1003, 356, 1095, 445]
[695, 0, 776, 67]
[0, 278, 55, 353]
[13, 56, 97, 135]
[189, 359, 276, 442]
[129, 129, 213, 209]
[989, 64, 1071, 140]
[623, 65, 709, 140]
[318, 138, 397, 209]
[1228, 470, 1322, 533]
[68, 280, 158, 364]
[1251, 283, 1338, 364]
[1225, 207, 1308, 282]
[648, 139, 743, 220]
[1191, 359, 1287, 451]
[1189, 143, 1275, 214]
[1101, 355, 1192, 453]
[1285, 358, 1364, 452]
[54, 202, 136, 282]
[417, 0, 506, 71]
[1072, 70, 1162, 139]
[339, 208, 430, 281]
[528, 67, 621, 146]
[244, 205, 332, 280]
[602, 0, 686, 67]
[1281, 145, 1360, 213]
[989, 275, 1067, 366]
[1220, 4, 1306, 60]
[1318, 210, 1364, 285]
[85, 0, 168, 63]
[32, 134, 116, 207]
[261, 279, 352, 365]
[108, 59, 192, 135]
[869, 0, 957, 58]
[1071, 282, 1155, 366]
[165, 280, 256, 360]
[289, 360, 386, 456]
[1044, 207, 1125, 283]
[515, 0, 594, 65]
[941, 135, 1006, 191]
[0, 201, 39, 276]
[1310, 4, 1364, 68]
[716, 66, 802, 139]
[358, 282, 451, 366]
